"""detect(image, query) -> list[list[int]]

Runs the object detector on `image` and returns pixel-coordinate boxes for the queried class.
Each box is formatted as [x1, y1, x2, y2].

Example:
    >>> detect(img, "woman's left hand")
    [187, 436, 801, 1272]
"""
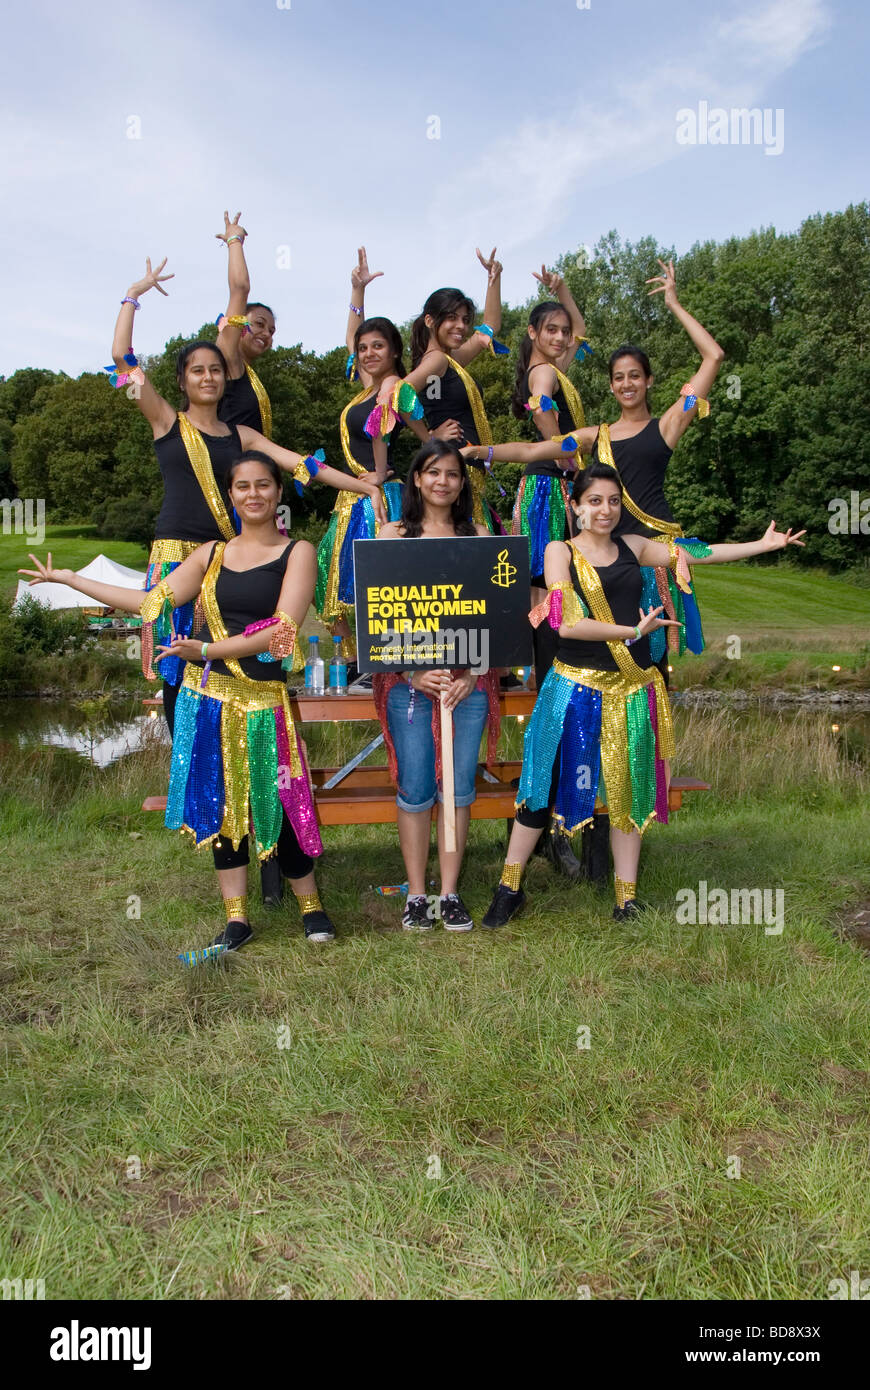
[646, 257, 679, 310]
[441, 669, 478, 712]
[366, 485, 387, 528]
[155, 637, 205, 663]
[759, 521, 807, 551]
[476, 246, 502, 284]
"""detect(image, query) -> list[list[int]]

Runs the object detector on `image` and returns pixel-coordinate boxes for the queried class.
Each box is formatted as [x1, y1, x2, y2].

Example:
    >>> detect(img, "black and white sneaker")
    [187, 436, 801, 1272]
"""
[612, 900, 648, 922]
[439, 894, 473, 932]
[481, 884, 526, 929]
[402, 895, 434, 931]
[209, 920, 254, 952]
[303, 910, 336, 942]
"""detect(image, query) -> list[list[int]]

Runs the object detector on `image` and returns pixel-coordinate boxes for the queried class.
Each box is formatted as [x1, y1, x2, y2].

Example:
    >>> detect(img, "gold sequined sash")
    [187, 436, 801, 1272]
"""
[596, 422, 680, 538]
[445, 355, 492, 446]
[339, 388, 376, 478]
[245, 365, 272, 439]
[177, 413, 236, 541]
[554, 368, 585, 430]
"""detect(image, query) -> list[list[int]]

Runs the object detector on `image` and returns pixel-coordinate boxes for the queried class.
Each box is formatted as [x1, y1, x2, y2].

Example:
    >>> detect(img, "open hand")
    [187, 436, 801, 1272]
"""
[216, 210, 247, 244]
[646, 257, 678, 309]
[155, 638, 204, 663]
[636, 603, 683, 637]
[18, 552, 74, 586]
[352, 246, 383, 291]
[759, 521, 807, 551]
[130, 256, 174, 299]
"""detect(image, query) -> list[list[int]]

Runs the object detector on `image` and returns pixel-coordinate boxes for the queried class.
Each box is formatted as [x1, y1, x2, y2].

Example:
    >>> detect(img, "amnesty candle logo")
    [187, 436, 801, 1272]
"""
[490, 548, 518, 588]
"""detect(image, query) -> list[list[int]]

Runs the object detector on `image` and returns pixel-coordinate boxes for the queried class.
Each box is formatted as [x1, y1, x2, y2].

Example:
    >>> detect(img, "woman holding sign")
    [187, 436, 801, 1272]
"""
[21, 452, 338, 956]
[108, 257, 385, 733]
[372, 441, 501, 932]
[481, 463, 805, 927]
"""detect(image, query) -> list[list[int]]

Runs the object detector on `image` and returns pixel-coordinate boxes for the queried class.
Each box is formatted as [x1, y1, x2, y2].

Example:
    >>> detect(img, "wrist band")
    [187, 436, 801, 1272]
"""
[225, 234, 245, 246]
[120, 297, 140, 310]
[486, 445, 494, 465]
[201, 642, 209, 660]
[349, 302, 363, 316]
[624, 625, 642, 647]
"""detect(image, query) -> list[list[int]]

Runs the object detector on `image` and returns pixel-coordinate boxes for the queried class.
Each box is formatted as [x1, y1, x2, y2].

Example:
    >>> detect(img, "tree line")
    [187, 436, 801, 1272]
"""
[2, 204, 868, 570]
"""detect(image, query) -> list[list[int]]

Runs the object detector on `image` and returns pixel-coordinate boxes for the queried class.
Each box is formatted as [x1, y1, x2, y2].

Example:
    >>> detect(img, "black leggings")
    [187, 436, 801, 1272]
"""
[212, 810, 314, 880]
[162, 679, 179, 737]
[515, 755, 561, 831]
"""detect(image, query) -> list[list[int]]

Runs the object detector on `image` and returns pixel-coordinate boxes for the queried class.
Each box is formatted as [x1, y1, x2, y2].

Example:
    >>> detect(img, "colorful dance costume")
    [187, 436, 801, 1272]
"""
[592, 421, 710, 662]
[143, 415, 242, 724]
[142, 540, 322, 867]
[512, 365, 587, 585]
[518, 539, 679, 836]
[216, 314, 273, 438]
[314, 377, 420, 623]
[419, 359, 504, 534]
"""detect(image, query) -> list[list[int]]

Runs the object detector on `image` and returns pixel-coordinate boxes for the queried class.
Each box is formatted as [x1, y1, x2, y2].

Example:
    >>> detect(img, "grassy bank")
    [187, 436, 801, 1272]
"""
[1, 709, 868, 1300]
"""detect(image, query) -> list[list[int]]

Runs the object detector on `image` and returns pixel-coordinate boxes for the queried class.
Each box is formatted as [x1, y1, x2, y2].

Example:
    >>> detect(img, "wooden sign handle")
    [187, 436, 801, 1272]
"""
[440, 696, 456, 854]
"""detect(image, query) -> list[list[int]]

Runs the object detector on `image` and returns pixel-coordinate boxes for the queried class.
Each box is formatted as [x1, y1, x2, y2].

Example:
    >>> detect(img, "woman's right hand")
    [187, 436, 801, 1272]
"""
[409, 669, 451, 699]
[430, 419, 463, 442]
[215, 210, 247, 244]
[128, 256, 174, 299]
[351, 246, 383, 291]
[19, 552, 75, 586]
[636, 604, 683, 637]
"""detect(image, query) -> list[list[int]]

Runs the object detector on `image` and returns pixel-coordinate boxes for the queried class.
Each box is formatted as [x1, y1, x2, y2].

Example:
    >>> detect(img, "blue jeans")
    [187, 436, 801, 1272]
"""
[386, 683, 488, 813]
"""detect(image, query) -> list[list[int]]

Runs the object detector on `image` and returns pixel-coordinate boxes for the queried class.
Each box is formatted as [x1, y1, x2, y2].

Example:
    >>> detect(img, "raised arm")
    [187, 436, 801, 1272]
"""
[541, 541, 677, 644]
[19, 545, 212, 614]
[215, 210, 250, 379]
[452, 247, 503, 366]
[532, 264, 588, 372]
[463, 428, 597, 465]
[236, 428, 388, 524]
[111, 258, 176, 437]
[347, 246, 383, 356]
[648, 259, 725, 448]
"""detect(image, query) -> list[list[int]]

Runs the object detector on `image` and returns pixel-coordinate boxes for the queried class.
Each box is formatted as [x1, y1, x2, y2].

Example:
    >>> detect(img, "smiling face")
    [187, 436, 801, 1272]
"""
[414, 454, 464, 509]
[357, 329, 396, 381]
[242, 307, 276, 361]
[229, 460, 281, 522]
[573, 479, 622, 535]
[183, 348, 226, 406]
[529, 308, 572, 362]
[428, 304, 472, 353]
[610, 354, 652, 410]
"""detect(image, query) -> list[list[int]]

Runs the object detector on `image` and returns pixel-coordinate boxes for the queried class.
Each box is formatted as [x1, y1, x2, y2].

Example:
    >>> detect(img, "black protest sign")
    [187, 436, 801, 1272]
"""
[353, 536, 532, 673]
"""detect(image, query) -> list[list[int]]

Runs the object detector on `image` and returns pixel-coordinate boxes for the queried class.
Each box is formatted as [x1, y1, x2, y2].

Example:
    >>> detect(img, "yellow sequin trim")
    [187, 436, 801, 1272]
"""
[596, 423, 681, 537]
[224, 894, 247, 922]
[340, 388, 376, 477]
[177, 413, 236, 541]
[553, 367, 585, 430]
[614, 877, 636, 908]
[551, 659, 675, 760]
[444, 355, 492, 446]
[147, 539, 199, 566]
[245, 364, 272, 439]
[296, 892, 323, 915]
[140, 578, 176, 624]
[500, 863, 522, 891]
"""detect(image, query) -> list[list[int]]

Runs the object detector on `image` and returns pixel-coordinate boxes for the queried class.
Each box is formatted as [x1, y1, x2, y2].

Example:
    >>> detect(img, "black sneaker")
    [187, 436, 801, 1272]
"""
[209, 920, 254, 951]
[612, 901, 648, 922]
[482, 884, 526, 929]
[545, 827, 583, 880]
[260, 856, 283, 907]
[303, 910, 336, 942]
[402, 896, 434, 932]
[439, 893, 473, 932]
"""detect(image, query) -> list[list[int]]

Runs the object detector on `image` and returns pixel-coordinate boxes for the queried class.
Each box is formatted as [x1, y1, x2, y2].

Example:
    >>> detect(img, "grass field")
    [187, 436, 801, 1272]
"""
[1, 707, 868, 1300]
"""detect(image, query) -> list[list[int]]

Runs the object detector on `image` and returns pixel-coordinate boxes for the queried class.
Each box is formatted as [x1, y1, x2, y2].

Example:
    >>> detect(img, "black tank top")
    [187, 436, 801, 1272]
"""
[192, 540, 296, 682]
[421, 363, 481, 446]
[218, 370, 266, 433]
[557, 539, 651, 673]
[590, 419, 674, 538]
[343, 392, 404, 476]
[153, 418, 241, 542]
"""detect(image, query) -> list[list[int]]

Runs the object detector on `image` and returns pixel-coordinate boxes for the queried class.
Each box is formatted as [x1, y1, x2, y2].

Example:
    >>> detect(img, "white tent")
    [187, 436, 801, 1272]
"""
[12, 553, 147, 611]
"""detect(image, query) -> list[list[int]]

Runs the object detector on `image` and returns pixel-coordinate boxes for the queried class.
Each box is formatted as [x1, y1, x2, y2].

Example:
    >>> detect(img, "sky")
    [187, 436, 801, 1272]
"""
[1, 0, 867, 378]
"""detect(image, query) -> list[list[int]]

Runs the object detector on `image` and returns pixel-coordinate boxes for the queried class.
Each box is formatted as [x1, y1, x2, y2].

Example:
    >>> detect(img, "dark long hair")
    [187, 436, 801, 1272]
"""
[511, 301, 572, 418]
[354, 316, 407, 377]
[608, 343, 652, 379]
[175, 340, 228, 410]
[401, 440, 477, 538]
[571, 462, 622, 502]
[410, 288, 475, 367]
[246, 301, 276, 322]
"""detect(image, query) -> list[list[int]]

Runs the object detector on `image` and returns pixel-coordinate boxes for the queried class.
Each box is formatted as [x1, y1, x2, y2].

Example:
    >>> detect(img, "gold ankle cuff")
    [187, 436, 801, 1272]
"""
[296, 891, 323, 915]
[614, 877, 636, 909]
[224, 894, 247, 922]
[500, 863, 523, 892]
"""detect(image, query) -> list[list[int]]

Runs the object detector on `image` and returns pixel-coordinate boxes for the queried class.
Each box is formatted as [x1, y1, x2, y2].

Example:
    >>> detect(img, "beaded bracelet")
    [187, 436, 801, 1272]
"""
[225, 234, 245, 246]
[120, 296, 140, 310]
[349, 302, 363, 316]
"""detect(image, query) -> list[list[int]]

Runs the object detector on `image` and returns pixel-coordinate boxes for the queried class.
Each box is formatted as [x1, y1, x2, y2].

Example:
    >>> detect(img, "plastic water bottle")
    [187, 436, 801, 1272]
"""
[329, 636, 348, 697]
[304, 635, 325, 696]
